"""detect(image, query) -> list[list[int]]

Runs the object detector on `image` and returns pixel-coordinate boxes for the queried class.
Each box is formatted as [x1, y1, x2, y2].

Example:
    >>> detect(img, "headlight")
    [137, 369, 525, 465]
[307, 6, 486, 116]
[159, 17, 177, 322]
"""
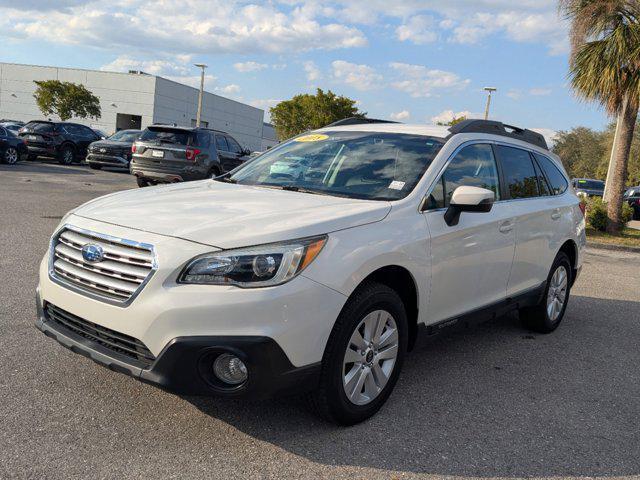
[179, 235, 327, 287]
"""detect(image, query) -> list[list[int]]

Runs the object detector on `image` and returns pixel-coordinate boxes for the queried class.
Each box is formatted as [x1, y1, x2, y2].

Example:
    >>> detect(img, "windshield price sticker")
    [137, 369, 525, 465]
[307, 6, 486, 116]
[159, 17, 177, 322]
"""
[294, 134, 329, 142]
[389, 180, 405, 190]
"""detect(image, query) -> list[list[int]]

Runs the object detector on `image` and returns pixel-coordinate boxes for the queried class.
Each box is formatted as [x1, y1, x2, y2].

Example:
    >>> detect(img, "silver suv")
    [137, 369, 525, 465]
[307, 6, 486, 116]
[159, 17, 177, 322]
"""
[130, 124, 250, 187]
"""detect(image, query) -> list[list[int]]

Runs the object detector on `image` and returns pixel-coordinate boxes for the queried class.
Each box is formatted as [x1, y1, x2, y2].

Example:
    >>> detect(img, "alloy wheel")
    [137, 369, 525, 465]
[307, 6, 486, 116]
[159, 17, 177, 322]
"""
[342, 309, 399, 406]
[546, 265, 568, 322]
[5, 147, 18, 164]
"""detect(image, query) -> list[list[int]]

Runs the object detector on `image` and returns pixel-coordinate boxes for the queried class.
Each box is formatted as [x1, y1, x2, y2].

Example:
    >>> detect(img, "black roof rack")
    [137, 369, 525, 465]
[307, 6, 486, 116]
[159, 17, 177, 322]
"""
[448, 119, 548, 150]
[325, 117, 399, 127]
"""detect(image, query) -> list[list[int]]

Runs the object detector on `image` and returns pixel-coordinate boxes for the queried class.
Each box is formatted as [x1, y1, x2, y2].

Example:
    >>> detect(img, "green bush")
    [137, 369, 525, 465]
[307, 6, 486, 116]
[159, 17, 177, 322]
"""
[622, 202, 633, 223]
[587, 197, 608, 231]
[587, 196, 634, 231]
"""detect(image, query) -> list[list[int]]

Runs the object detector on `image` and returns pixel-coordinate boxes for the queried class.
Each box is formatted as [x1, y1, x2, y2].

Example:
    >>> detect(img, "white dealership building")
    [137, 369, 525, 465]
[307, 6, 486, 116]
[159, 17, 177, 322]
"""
[0, 62, 278, 151]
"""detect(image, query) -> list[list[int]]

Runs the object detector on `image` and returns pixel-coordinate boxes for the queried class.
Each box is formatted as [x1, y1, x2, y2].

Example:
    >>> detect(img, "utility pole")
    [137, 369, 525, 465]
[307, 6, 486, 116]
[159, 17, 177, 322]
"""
[194, 63, 207, 127]
[483, 87, 497, 120]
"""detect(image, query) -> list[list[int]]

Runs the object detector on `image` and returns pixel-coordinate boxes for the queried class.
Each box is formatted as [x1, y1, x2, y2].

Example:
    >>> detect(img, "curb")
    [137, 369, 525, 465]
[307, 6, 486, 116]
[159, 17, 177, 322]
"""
[586, 242, 640, 254]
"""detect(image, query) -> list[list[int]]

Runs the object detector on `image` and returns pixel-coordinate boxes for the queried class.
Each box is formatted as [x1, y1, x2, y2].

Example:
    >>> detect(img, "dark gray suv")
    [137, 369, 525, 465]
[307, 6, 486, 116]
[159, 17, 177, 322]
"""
[130, 125, 250, 187]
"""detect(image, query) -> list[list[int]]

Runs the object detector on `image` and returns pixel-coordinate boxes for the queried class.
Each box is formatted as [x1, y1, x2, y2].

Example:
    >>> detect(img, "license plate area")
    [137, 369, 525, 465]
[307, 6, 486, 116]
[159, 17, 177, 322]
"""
[152, 150, 165, 158]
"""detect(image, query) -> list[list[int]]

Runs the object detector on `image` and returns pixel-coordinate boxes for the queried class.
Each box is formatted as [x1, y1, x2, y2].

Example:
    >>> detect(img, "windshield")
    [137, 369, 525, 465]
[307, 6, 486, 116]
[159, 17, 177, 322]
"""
[140, 127, 195, 145]
[228, 131, 444, 201]
[109, 130, 140, 142]
[575, 179, 604, 190]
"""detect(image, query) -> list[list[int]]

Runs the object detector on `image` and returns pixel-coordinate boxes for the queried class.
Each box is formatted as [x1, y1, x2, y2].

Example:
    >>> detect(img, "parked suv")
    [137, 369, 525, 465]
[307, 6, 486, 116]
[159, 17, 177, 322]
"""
[19, 120, 101, 164]
[624, 186, 640, 220]
[86, 129, 141, 170]
[130, 125, 249, 187]
[36, 119, 585, 424]
[572, 178, 605, 198]
[0, 126, 28, 164]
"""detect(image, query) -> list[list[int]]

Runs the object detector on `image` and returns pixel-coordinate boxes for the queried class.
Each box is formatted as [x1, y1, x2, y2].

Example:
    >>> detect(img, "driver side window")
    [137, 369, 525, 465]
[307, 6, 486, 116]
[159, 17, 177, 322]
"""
[426, 143, 500, 210]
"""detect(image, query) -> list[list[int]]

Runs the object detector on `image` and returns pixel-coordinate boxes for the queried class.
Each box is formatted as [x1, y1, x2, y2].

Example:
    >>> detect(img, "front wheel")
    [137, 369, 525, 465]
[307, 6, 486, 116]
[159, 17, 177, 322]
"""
[520, 252, 572, 333]
[136, 177, 151, 188]
[309, 282, 408, 425]
[58, 145, 75, 165]
[3, 147, 19, 165]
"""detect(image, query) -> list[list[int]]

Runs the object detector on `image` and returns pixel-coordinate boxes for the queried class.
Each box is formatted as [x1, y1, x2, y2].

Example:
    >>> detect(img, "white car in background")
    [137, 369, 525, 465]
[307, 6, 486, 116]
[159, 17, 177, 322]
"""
[36, 119, 585, 424]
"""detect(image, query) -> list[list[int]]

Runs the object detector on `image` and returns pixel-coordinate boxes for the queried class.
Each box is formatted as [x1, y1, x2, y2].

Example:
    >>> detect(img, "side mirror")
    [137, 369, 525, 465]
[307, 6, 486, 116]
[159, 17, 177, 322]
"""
[243, 148, 252, 156]
[444, 186, 495, 226]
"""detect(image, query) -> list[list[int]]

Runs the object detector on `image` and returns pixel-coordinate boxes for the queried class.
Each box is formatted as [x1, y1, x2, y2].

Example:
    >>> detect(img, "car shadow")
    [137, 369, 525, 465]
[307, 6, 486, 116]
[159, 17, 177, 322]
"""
[0, 160, 130, 176]
[185, 295, 640, 478]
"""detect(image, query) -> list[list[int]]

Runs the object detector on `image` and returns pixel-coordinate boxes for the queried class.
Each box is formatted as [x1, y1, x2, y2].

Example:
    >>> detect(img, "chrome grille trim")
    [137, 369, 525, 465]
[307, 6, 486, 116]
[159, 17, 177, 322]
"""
[48, 224, 157, 307]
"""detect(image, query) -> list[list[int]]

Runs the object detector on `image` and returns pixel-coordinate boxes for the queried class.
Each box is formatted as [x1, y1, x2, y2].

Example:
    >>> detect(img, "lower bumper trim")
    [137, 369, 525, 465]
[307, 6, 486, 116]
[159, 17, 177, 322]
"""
[35, 295, 320, 398]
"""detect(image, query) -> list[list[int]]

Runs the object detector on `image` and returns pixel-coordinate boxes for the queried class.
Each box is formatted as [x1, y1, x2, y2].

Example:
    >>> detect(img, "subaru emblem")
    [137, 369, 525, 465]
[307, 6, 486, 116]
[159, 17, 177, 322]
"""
[81, 244, 104, 263]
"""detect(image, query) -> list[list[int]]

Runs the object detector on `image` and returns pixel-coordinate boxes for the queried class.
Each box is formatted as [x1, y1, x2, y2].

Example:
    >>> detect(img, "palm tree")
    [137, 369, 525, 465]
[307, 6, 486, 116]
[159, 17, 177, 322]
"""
[560, 0, 640, 233]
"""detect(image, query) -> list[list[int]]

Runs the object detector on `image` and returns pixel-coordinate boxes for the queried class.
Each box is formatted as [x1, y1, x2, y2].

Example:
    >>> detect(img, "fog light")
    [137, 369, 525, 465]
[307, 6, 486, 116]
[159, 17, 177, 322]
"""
[213, 353, 248, 385]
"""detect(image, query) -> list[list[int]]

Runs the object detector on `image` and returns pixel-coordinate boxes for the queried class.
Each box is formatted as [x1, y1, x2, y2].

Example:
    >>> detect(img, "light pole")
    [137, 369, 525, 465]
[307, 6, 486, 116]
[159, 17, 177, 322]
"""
[483, 87, 497, 120]
[194, 63, 207, 127]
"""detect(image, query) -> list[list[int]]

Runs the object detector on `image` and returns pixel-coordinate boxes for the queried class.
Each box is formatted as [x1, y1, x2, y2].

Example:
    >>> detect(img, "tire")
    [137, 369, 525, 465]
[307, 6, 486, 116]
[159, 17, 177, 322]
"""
[89, 163, 102, 170]
[58, 145, 75, 165]
[209, 166, 221, 179]
[520, 252, 572, 333]
[309, 282, 408, 425]
[136, 177, 151, 188]
[3, 147, 19, 165]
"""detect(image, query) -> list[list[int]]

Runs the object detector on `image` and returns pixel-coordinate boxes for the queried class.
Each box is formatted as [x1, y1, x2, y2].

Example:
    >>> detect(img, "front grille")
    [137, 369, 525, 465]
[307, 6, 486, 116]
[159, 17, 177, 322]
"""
[50, 226, 156, 304]
[45, 303, 155, 367]
[92, 146, 127, 156]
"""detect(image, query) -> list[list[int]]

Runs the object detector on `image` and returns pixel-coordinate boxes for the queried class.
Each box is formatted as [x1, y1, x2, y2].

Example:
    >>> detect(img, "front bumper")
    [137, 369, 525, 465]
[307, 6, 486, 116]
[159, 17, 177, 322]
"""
[36, 292, 320, 398]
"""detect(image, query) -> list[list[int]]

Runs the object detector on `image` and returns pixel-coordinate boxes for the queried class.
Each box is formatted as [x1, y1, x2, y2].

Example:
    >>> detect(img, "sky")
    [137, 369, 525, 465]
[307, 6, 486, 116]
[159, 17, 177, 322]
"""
[0, 0, 612, 140]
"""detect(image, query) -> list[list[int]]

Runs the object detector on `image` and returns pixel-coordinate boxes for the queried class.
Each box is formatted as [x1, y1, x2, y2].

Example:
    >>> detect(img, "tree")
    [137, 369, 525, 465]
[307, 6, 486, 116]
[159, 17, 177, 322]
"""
[435, 115, 467, 127]
[270, 88, 363, 140]
[552, 126, 607, 178]
[33, 80, 101, 121]
[560, 0, 640, 233]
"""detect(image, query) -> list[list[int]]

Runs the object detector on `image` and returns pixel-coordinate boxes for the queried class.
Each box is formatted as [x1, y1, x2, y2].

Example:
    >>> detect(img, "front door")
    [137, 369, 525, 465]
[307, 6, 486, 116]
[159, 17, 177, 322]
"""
[422, 143, 516, 323]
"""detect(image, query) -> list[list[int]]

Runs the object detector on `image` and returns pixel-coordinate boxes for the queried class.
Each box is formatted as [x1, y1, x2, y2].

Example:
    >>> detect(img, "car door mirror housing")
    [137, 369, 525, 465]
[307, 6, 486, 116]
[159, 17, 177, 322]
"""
[444, 186, 495, 226]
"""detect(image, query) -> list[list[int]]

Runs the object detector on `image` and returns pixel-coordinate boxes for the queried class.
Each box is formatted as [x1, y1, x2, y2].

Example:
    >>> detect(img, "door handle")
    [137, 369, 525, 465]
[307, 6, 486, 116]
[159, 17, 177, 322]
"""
[499, 221, 514, 233]
[551, 209, 561, 220]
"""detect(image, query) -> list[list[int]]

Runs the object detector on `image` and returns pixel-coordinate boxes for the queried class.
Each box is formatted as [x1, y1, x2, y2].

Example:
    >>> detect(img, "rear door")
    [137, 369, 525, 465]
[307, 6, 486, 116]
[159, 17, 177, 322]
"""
[423, 143, 516, 323]
[224, 135, 246, 170]
[494, 145, 563, 296]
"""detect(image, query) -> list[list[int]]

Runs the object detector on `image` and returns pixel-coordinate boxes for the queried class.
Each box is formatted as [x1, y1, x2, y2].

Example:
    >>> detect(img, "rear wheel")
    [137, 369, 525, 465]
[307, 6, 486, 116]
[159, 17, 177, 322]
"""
[520, 252, 572, 333]
[3, 147, 19, 165]
[136, 177, 151, 188]
[58, 145, 75, 165]
[309, 282, 407, 425]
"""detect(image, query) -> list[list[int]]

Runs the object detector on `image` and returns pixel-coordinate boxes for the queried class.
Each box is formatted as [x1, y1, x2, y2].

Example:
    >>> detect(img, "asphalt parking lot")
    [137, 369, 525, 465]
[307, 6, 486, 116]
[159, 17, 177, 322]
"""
[1, 161, 640, 479]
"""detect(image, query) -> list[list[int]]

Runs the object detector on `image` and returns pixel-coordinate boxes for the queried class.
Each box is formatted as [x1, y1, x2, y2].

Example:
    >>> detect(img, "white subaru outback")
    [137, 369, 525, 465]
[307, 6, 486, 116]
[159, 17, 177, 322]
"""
[36, 119, 586, 425]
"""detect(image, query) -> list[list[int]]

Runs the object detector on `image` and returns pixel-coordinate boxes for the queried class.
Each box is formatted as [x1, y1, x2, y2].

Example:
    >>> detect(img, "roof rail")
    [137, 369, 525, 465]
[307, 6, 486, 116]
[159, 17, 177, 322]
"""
[325, 117, 399, 127]
[448, 119, 548, 150]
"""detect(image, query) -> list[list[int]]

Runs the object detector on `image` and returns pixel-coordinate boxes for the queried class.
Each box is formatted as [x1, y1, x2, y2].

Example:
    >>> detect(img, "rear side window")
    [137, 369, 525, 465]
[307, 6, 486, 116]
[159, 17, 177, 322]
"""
[534, 153, 568, 195]
[215, 135, 228, 152]
[495, 145, 540, 199]
[427, 143, 500, 209]
[532, 158, 551, 196]
[140, 127, 195, 145]
[0, 127, 6, 137]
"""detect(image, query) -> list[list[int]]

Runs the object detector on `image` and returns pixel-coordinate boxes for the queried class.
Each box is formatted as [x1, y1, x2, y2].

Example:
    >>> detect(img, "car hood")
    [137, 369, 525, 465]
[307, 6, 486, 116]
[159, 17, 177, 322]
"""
[73, 181, 391, 249]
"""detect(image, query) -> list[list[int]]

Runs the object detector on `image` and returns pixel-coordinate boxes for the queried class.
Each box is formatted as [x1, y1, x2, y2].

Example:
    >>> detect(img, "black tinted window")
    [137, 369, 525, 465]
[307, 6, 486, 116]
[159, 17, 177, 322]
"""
[215, 135, 228, 151]
[532, 158, 551, 196]
[226, 136, 242, 154]
[197, 131, 211, 148]
[535, 153, 568, 195]
[25, 122, 54, 133]
[496, 145, 539, 199]
[140, 127, 195, 145]
[427, 143, 500, 209]
[0, 127, 6, 137]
